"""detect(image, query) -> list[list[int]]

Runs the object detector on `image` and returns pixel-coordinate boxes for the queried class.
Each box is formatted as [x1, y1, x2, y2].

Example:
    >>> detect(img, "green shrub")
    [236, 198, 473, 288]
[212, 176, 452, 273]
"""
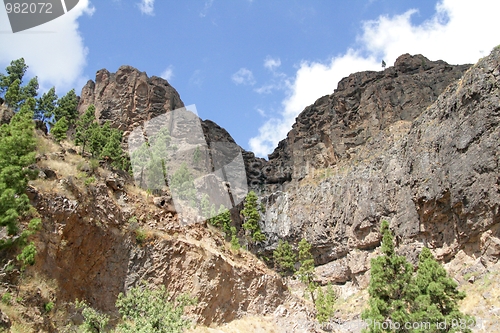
[135, 229, 147, 244]
[44, 301, 54, 312]
[84, 176, 96, 186]
[75, 299, 109, 333]
[1, 292, 11, 304]
[115, 283, 197, 333]
[17, 241, 36, 267]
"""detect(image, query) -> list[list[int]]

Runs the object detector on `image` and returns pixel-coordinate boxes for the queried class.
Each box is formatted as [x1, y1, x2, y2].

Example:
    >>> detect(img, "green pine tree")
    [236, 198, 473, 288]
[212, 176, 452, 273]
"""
[35, 87, 57, 122]
[75, 105, 97, 155]
[362, 221, 418, 333]
[0, 98, 37, 237]
[0, 58, 28, 95]
[115, 283, 197, 333]
[4, 78, 21, 108]
[296, 238, 317, 301]
[273, 240, 296, 276]
[242, 191, 265, 243]
[170, 163, 196, 203]
[200, 194, 212, 220]
[409, 247, 474, 332]
[54, 89, 78, 124]
[20, 76, 38, 102]
[101, 127, 124, 169]
[315, 283, 337, 324]
[50, 116, 68, 142]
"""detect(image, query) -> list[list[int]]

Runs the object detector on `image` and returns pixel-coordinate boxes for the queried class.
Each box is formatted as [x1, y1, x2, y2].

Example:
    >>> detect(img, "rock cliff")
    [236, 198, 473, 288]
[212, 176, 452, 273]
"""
[253, 54, 471, 192]
[260, 49, 500, 285]
[29, 149, 286, 326]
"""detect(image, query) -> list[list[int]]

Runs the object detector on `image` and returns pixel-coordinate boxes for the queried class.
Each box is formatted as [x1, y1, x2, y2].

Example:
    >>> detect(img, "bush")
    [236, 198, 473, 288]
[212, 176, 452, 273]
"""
[17, 241, 36, 267]
[75, 300, 110, 333]
[115, 283, 197, 333]
[135, 228, 147, 244]
[44, 301, 54, 312]
[1, 292, 11, 304]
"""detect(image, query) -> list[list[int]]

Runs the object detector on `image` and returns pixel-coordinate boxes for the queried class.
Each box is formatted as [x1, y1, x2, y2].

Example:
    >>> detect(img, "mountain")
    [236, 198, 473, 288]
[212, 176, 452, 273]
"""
[5, 46, 499, 331]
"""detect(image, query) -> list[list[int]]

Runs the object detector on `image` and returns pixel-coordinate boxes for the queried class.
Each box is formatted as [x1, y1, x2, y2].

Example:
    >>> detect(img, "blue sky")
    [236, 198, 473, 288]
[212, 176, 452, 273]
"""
[1, 0, 499, 157]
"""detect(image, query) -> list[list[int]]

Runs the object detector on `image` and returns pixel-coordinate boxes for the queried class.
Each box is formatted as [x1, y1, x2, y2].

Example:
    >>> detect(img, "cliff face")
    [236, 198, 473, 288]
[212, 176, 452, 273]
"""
[30, 154, 286, 326]
[260, 49, 500, 285]
[251, 54, 471, 192]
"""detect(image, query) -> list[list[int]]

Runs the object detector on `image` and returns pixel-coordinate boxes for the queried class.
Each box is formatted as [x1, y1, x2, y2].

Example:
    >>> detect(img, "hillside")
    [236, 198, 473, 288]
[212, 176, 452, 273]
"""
[0, 46, 499, 332]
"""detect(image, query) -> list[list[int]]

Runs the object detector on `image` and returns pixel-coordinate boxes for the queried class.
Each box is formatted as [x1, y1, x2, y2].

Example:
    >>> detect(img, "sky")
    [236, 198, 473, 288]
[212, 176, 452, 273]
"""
[0, 0, 499, 157]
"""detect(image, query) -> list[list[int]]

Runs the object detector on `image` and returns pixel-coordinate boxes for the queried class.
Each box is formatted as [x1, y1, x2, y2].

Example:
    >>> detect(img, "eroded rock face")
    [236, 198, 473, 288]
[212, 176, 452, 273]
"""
[260, 49, 500, 284]
[32, 176, 286, 325]
[78, 66, 184, 134]
[250, 54, 470, 192]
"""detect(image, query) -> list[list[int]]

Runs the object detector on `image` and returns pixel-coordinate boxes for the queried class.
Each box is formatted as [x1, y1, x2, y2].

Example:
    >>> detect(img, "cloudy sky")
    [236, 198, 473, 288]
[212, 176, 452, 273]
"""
[0, 0, 498, 157]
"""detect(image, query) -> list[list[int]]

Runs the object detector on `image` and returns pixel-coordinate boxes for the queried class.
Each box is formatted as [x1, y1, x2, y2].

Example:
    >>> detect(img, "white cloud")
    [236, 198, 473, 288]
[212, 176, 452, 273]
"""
[232, 68, 256, 85]
[160, 66, 174, 81]
[249, 0, 500, 157]
[264, 56, 281, 71]
[138, 0, 155, 16]
[0, 0, 94, 93]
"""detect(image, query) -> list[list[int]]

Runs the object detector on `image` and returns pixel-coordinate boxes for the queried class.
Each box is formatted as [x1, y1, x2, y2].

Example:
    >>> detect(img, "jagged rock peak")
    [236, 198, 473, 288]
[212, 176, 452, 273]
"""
[77, 65, 184, 134]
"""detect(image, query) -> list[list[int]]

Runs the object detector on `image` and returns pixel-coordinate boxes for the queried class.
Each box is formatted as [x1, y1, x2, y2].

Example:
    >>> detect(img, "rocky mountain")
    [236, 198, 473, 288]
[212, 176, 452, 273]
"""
[11, 47, 499, 332]
[259, 49, 500, 288]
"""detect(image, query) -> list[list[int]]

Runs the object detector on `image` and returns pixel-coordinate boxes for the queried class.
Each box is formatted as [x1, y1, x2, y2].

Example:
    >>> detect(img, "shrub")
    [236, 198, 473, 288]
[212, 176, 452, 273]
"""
[75, 299, 110, 333]
[115, 283, 197, 333]
[135, 228, 147, 244]
[1, 292, 11, 304]
[17, 241, 36, 267]
[45, 301, 54, 312]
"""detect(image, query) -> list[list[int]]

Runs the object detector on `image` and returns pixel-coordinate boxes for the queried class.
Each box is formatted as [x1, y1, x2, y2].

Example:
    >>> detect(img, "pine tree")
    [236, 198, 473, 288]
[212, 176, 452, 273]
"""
[296, 238, 317, 301]
[101, 127, 124, 169]
[273, 240, 296, 276]
[242, 191, 265, 243]
[20, 76, 38, 102]
[54, 89, 78, 124]
[0, 98, 37, 236]
[200, 194, 211, 220]
[4, 79, 21, 108]
[0, 58, 28, 95]
[362, 221, 417, 333]
[75, 105, 97, 155]
[315, 283, 337, 324]
[409, 247, 474, 332]
[35, 87, 57, 122]
[50, 116, 68, 142]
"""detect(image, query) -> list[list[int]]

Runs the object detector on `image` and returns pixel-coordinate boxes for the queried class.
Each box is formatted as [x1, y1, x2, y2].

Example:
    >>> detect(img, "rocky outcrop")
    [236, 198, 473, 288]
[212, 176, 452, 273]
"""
[251, 54, 470, 192]
[260, 48, 500, 284]
[30, 159, 286, 325]
[78, 66, 184, 135]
